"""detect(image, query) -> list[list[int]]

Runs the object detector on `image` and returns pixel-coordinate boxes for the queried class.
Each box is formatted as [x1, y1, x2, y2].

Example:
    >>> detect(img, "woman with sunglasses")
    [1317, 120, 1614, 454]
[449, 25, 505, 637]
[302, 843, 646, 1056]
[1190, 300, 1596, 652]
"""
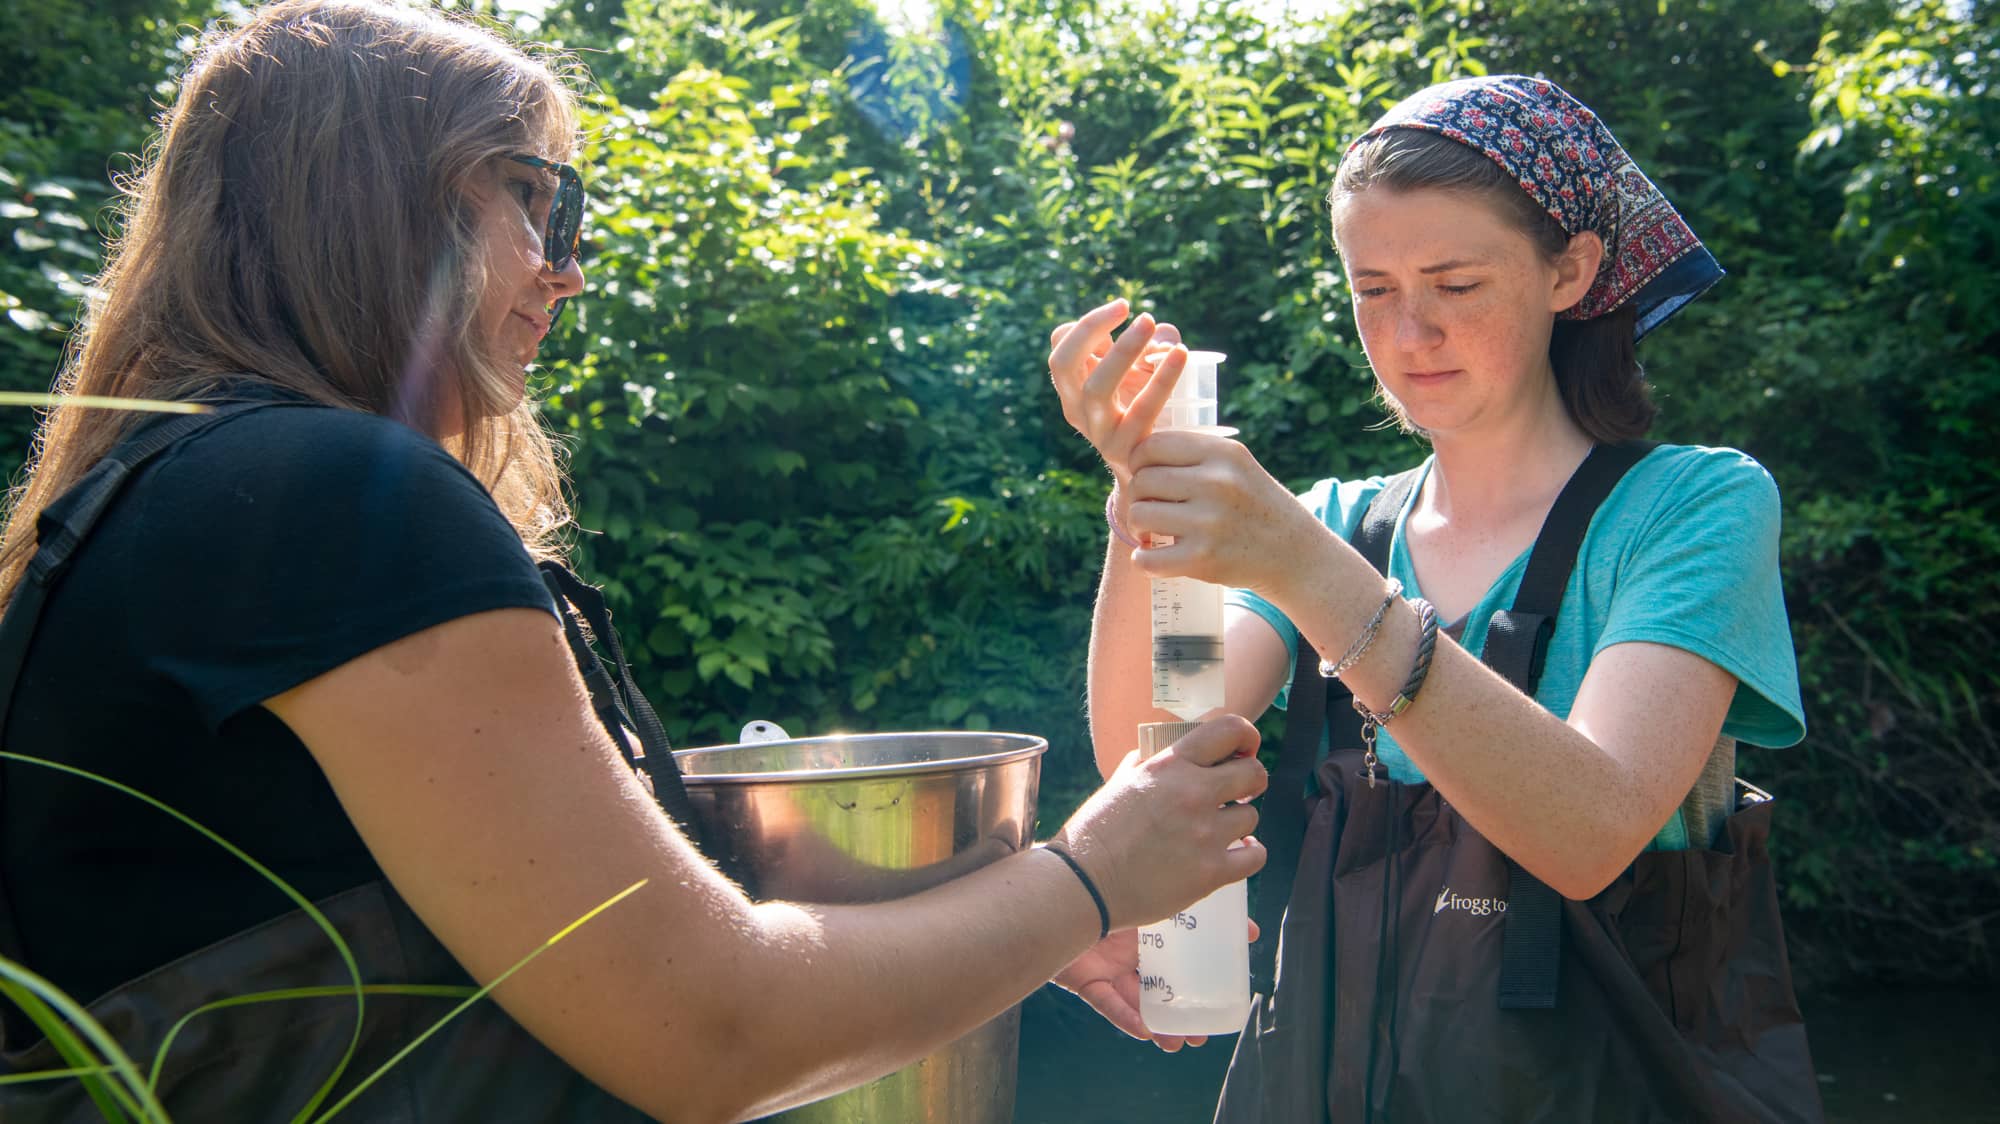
[0, 2, 1266, 1120]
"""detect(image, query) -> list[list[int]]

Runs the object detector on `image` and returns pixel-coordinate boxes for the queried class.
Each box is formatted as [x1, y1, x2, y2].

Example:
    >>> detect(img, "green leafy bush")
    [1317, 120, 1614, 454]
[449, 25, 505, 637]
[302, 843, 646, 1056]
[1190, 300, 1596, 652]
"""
[0, 0, 220, 454]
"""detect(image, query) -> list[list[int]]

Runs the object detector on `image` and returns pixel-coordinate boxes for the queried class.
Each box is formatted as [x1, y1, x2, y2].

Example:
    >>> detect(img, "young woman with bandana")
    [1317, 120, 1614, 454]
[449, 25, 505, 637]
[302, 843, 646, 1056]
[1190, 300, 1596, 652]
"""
[1050, 77, 1820, 1121]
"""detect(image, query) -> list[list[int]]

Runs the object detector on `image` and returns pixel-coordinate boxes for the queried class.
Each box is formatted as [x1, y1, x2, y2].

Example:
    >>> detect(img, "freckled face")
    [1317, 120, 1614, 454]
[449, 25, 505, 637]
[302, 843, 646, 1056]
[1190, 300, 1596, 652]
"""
[472, 159, 584, 373]
[1333, 187, 1568, 438]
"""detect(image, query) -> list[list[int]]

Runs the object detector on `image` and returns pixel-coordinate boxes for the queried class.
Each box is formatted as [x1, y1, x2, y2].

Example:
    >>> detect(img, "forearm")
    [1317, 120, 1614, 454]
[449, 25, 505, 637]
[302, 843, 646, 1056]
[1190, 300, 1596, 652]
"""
[517, 836, 1099, 1123]
[1088, 532, 1178, 778]
[722, 847, 1099, 1119]
[1272, 544, 1695, 899]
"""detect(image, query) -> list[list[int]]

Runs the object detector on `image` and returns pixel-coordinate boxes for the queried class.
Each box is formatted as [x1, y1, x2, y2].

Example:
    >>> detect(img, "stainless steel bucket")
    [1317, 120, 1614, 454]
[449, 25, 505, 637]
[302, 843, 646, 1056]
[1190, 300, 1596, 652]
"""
[673, 731, 1049, 1123]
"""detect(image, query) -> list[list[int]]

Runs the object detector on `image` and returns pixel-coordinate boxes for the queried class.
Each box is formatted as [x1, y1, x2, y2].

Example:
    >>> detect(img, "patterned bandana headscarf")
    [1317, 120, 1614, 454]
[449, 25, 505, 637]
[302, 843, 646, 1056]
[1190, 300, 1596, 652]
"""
[1353, 75, 1722, 341]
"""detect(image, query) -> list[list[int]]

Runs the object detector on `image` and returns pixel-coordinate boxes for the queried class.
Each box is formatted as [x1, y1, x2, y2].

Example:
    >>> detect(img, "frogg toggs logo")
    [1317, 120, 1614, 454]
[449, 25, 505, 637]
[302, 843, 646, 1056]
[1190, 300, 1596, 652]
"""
[1434, 886, 1508, 916]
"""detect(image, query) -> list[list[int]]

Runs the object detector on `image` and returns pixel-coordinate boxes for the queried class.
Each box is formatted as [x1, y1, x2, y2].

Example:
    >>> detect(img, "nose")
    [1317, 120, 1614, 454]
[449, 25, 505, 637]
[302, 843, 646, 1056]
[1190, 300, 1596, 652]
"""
[1394, 296, 1443, 352]
[545, 255, 585, 308]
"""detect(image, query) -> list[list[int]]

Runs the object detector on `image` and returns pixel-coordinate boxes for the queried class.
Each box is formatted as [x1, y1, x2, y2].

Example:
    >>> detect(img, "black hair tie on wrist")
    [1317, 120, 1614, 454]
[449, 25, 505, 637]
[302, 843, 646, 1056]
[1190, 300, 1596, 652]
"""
[1043, 843, 1111, 940]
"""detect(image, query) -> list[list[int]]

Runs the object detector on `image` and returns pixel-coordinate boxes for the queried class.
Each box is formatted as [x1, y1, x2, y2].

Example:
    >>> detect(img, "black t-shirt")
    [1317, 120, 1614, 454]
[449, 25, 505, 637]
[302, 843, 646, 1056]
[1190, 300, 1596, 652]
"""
[0, 392, 555, 1038]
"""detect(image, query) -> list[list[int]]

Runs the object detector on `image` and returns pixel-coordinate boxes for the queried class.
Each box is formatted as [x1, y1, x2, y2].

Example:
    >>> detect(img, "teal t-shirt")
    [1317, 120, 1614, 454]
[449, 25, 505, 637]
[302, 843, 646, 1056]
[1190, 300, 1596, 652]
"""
[1228, 445, 1806, 846]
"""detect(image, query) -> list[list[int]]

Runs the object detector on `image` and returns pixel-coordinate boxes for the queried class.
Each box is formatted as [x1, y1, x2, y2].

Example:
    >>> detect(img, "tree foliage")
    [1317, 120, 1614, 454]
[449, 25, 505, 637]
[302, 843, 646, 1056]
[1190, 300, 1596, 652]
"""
[0, 0, 219, 454]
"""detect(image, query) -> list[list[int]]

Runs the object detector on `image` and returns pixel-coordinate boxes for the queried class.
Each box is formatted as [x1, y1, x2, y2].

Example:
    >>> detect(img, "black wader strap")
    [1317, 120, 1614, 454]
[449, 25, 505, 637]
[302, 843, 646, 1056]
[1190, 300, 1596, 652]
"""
[1491, 440, 1655, 1010]
[537, 562, 707, 851]
[0, 402, 293, 963]
[0, 403, 280, 734]
[1250, 467, 1421, 995]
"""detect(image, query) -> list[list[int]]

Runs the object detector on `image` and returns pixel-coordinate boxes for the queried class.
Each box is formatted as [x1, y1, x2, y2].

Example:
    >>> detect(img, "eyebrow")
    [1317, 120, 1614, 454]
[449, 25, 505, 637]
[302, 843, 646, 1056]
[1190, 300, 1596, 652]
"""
[1349, 259, 1490, 279]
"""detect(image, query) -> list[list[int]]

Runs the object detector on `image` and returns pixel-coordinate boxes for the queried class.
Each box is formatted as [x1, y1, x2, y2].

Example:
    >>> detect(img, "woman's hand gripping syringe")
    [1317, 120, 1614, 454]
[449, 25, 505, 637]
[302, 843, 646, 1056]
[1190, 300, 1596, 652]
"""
[1049, 297, 1325, 602]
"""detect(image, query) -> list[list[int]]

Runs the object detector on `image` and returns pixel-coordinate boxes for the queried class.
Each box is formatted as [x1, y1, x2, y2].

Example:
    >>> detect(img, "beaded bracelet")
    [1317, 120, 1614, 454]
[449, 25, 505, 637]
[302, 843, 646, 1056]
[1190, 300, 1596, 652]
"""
[1319, 578, 1404, 679]
[1042, 842, 1111, 939]
[1354, 596, 1440, 788]
[1105, 487, 1143, 550]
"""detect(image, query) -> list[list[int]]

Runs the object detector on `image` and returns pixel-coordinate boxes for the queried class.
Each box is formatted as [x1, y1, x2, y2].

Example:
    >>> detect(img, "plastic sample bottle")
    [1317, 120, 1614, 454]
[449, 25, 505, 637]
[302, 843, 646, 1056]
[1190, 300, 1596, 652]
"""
[1134, 719, 1253, 1036]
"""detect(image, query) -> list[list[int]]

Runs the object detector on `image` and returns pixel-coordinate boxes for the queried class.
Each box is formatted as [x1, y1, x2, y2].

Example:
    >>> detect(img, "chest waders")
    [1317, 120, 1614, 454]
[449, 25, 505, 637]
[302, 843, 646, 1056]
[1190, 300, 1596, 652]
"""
[0, 403, 692, 1121]
[1215, 443, 1823, 1124]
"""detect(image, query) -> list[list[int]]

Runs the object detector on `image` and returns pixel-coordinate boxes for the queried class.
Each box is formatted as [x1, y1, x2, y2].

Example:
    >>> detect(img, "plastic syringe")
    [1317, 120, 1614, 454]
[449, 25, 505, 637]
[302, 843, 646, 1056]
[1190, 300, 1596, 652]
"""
[1149, 350, 1230, 721]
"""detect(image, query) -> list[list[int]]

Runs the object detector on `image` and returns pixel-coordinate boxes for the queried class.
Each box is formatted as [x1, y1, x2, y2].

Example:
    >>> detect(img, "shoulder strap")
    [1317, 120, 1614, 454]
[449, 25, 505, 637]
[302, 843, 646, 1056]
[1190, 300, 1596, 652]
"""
[1488, 440, 1655, 1011]
[1250, 466, 1420, 995]
[0, 404, 278, 735]
[537, 562, 707, 851]
[0, 402, 287, 963]
[1481, 440, 1657, 695]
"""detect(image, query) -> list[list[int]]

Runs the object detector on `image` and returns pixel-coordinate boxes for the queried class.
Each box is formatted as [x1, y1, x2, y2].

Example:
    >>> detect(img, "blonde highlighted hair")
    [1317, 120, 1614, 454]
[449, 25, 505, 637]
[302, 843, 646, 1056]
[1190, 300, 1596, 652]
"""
[0, 0, 577, 605]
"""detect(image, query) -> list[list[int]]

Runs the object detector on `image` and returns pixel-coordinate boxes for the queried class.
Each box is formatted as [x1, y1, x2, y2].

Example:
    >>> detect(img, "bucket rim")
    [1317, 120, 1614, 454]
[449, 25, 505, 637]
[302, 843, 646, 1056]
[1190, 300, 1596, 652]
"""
[670, 730, 1049, 785]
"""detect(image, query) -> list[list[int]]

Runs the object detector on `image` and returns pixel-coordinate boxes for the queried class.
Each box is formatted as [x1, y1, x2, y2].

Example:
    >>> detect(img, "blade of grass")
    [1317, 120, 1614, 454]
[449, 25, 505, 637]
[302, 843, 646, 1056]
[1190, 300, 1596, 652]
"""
[0, 1065, 129, 1087]
[0, 393, 209, 414]
[0, 752, 364, 1124]
[0, 976, 134, 1124]
[309, 879, 648, 1124]
[148, 985, 475, 1090]
[0, 964, 165, 1122]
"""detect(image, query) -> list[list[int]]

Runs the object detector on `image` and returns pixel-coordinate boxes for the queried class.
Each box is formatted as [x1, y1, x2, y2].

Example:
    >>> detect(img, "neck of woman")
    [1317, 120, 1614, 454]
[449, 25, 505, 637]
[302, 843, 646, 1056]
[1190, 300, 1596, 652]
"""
[1422, 391, 1595, 532]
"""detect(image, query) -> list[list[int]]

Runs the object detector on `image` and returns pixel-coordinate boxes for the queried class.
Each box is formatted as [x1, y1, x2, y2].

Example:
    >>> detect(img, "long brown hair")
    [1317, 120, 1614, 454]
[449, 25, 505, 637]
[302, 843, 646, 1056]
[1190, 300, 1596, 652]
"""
[0, 0, 577, 606]
[1330, 128, 1653, 443]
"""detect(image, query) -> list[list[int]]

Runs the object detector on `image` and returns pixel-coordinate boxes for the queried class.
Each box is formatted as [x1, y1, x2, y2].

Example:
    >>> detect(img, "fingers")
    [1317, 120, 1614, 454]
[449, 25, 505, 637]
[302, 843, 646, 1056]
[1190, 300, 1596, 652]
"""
[1129, 428, 1238, 473]
[1116, 343, 1185, 442]
[1050, 305, 1160, 354]
[1124, 466, 1211, 510]
[1221, 836, 1268, 881]
[1139, 1014, 1206, 1052]
[1048, 300, 1183, 476]
[1048, 298, 1131, 378]
[1130, 324, 1183, 386]
[1081, 311, 1161, 406]
[1049, 302, 1208, 489]
[1079, 979, 1150, 1041]
[1165, 713, 1261, 767]
[1217, 799, 1260, 842]
[1210, 754, 1270, 803]
[1107, 746, 1142, 780]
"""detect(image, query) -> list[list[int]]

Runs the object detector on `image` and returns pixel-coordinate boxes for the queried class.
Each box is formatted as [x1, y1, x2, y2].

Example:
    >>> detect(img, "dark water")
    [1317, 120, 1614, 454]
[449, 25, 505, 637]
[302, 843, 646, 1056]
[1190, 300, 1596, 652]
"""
[1806, 988, 2000, 1123]
[1012, 985, 2000, 1123]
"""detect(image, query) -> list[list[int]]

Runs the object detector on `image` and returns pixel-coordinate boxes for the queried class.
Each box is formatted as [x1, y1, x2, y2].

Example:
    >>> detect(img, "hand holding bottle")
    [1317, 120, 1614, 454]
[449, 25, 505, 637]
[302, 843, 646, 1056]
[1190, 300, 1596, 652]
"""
[1048, 714, 1266, 932]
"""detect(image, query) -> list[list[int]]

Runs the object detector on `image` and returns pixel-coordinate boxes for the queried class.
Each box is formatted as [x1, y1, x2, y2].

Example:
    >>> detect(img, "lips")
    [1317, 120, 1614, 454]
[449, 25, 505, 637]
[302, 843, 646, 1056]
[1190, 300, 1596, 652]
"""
[1403, 368, 1460, 383]
[512, 310, 550, 341]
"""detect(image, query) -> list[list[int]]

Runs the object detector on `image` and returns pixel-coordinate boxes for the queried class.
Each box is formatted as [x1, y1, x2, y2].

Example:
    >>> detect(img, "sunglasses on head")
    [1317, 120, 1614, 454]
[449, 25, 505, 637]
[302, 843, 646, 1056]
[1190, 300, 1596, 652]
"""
[509, 154, 585, 317]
